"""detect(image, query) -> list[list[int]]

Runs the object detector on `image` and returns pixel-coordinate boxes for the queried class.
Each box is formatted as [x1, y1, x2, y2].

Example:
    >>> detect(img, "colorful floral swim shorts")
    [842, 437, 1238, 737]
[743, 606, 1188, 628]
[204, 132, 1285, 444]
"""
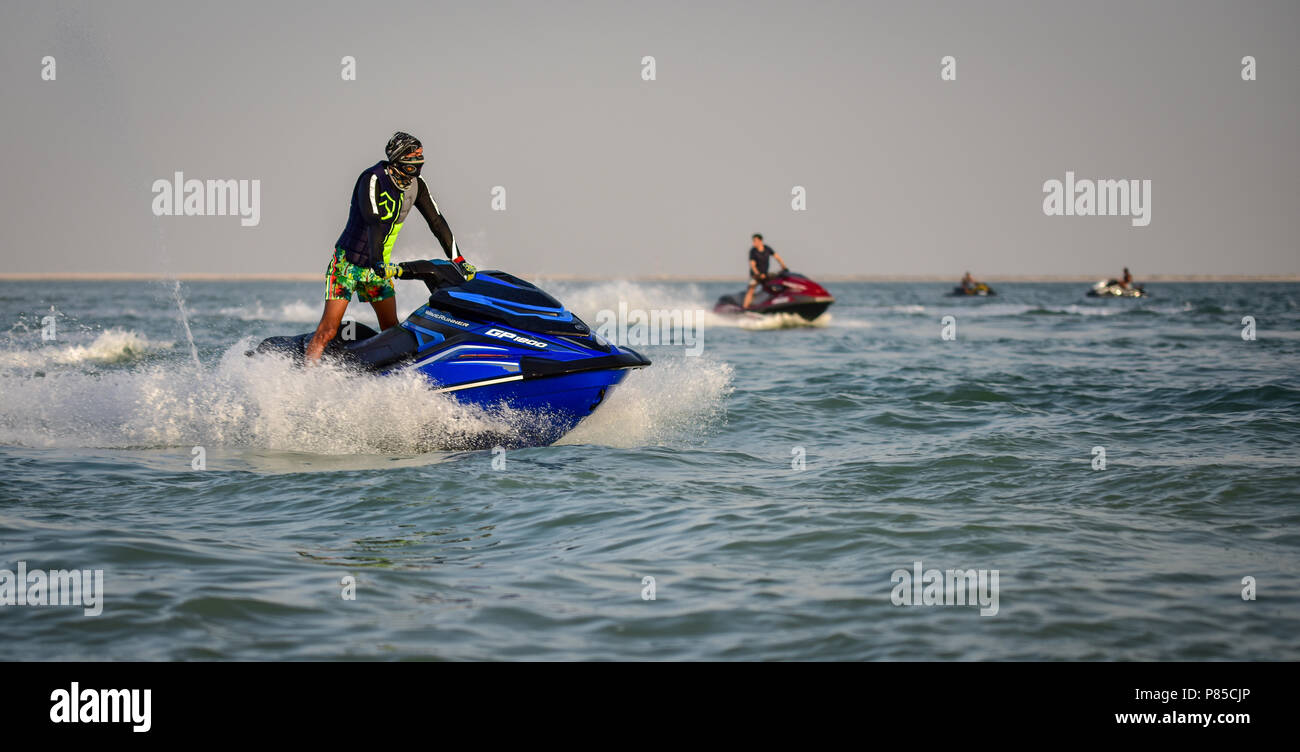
[325, 246, 394, 303]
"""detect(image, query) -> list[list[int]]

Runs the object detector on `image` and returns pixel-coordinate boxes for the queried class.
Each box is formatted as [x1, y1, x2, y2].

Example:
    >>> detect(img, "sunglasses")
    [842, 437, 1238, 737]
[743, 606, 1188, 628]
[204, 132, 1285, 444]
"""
[394, 160, 423, 176]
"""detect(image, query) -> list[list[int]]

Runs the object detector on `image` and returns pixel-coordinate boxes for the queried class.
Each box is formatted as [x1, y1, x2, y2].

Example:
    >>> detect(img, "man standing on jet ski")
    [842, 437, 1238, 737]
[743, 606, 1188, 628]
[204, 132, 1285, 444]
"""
[742, 234, 790, 309]
[306, 132, 476, 362]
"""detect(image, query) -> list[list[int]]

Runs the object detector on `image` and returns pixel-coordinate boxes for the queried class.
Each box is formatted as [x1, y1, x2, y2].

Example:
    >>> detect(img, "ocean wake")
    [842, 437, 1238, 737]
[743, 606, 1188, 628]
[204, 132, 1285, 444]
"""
[0, 336, 733, 454]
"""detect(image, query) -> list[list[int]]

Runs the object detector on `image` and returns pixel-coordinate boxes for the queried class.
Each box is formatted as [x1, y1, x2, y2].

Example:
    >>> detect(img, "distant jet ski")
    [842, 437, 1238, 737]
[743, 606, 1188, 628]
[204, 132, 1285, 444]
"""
[1087, 279, 1147, 298]
[948, 283, 996, 297]
[714, 271, 835, 320]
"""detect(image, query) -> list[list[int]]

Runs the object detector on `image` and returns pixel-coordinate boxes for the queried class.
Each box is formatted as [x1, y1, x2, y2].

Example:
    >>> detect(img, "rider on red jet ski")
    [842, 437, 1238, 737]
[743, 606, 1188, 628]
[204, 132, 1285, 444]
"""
[742, 234, 791, 309]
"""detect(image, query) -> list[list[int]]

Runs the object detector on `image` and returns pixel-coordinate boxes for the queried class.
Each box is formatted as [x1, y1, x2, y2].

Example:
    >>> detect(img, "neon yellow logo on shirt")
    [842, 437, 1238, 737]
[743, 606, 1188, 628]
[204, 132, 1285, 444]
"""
[377, 192, 395, 220]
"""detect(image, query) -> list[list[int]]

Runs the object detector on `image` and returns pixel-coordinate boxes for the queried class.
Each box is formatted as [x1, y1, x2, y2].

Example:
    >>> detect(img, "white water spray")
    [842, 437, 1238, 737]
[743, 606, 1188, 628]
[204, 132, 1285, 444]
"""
[169, 279, 201, 369]
[153, 222, 201, 369]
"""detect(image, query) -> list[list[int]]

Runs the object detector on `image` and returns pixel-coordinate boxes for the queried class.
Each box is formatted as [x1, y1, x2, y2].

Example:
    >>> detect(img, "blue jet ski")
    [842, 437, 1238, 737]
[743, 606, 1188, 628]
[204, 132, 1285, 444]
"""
[250, 259, 650, 447]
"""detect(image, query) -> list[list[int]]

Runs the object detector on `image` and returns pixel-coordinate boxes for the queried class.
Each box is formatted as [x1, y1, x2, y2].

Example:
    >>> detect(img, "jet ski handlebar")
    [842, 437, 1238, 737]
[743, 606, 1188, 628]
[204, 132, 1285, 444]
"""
[397, 259, 471, 293]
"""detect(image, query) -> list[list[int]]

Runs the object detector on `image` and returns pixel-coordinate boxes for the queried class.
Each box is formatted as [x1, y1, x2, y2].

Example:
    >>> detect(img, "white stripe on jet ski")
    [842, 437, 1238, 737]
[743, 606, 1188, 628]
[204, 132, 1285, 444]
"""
[454, 361, 520, 370]
[433, 374, 525, 393]
[407, 344, 511, 371]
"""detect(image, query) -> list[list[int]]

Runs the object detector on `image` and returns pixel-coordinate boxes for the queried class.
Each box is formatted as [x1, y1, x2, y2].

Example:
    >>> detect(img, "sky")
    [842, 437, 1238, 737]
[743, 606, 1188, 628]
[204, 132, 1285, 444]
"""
[1, 0, 1297, 278]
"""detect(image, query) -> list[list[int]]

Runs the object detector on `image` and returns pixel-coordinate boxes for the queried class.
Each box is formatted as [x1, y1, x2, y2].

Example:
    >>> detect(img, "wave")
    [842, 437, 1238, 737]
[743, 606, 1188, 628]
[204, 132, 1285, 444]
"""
[563, 353, 733, 447]
[731, 311, 831, 330]
[216, 300, 323, 323]
[0, 338, 733, 454]
[0, 328, 173, 369]
[0, 343, 492, 452]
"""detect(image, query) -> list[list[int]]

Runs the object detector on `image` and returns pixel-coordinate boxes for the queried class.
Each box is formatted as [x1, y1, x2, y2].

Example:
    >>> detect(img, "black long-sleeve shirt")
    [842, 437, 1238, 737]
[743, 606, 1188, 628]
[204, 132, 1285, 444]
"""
[336, 161, 459, 268]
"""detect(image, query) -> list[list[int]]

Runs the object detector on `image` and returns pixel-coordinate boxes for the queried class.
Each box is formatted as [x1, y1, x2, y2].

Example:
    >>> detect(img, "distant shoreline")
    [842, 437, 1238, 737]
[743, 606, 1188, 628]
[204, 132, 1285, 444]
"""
[1, 272, 1298, 283]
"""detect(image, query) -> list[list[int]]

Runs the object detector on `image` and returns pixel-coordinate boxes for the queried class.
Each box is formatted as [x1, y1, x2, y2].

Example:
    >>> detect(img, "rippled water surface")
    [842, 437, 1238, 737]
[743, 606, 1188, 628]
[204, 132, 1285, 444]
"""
[1, 279, 1297, 660]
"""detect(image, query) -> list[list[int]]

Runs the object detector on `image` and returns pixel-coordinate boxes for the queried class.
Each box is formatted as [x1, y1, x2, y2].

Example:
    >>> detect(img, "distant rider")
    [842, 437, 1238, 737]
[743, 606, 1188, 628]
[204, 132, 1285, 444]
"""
[960, 271, 978, 293]
[306, 132, 475, 362]
[742, 233, 790, 309]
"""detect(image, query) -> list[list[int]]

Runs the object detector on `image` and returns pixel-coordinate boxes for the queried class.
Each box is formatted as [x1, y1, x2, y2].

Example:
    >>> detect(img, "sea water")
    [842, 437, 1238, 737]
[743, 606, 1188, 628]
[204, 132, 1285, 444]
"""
[0, 280, 1296, 659]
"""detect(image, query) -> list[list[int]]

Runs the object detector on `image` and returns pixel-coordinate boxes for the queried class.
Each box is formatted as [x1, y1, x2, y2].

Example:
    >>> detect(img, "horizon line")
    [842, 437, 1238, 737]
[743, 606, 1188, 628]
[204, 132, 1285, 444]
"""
[1, 272, 1298, 283]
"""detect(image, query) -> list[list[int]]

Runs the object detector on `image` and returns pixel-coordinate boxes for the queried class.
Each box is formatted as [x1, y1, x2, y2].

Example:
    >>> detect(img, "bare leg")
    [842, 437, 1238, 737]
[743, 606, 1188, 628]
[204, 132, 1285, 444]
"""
[742, 280, 758, 309]
[305, 299, 350, 362]
[370, 297, 399, 330]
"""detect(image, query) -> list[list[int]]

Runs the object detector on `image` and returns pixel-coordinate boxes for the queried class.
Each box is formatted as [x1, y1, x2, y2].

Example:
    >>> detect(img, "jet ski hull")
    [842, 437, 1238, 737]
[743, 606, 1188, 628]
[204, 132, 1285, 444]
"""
[947, 285, 996, 297]
[1087, 281, 1147, 298]
[713, 298, 832, 320]
[713, 271, 835, 321]
[446, 368, 629, 445]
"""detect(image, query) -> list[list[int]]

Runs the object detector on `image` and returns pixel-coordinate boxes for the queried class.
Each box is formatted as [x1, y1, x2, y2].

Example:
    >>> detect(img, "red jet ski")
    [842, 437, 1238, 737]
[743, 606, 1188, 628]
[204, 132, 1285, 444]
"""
[714, 271, 835, 321]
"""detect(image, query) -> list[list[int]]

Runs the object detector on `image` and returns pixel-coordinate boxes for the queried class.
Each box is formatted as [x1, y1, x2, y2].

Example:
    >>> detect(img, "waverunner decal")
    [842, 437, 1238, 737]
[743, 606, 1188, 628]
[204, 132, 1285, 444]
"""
[419, 310, 471, 328]
[484, 328, 549, 349]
